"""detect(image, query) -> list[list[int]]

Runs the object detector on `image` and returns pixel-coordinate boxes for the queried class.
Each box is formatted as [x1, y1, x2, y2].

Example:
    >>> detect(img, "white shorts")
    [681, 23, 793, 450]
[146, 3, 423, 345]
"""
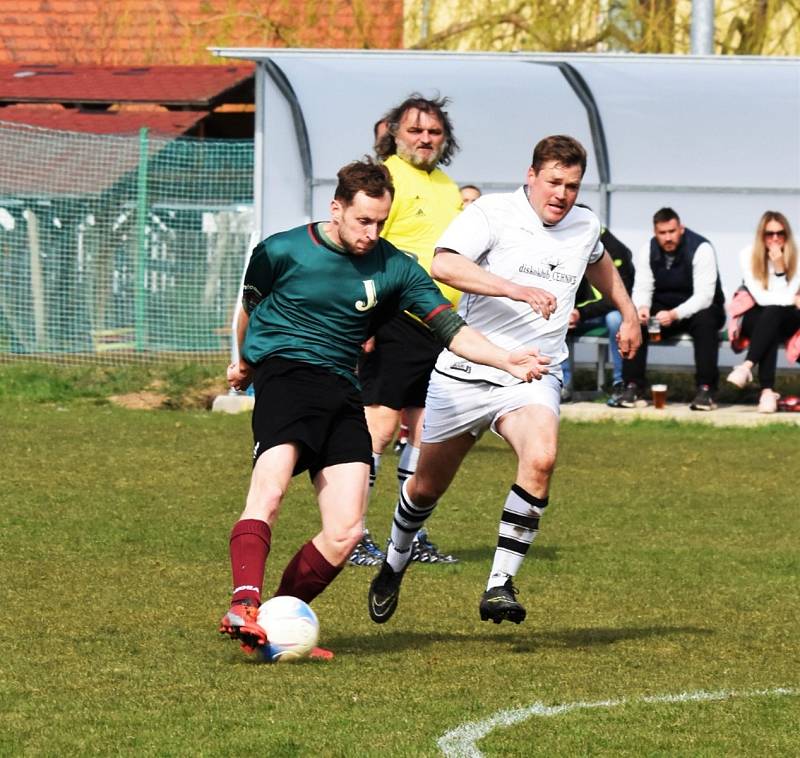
[421, 371, 562, 444]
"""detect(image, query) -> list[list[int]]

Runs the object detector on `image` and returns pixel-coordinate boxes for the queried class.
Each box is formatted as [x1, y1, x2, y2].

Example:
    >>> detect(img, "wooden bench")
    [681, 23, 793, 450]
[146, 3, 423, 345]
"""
[567, 326, 729, 393]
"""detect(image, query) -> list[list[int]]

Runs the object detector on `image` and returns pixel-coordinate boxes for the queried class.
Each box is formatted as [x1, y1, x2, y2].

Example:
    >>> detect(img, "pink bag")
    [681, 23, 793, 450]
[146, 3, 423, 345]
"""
[786, 328, 800, 363]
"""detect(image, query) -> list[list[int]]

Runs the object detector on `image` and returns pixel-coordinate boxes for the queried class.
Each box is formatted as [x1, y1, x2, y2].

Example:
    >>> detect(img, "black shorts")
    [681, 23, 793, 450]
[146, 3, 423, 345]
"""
[252, 357, 372, 480]
[358, 312, 442, 409]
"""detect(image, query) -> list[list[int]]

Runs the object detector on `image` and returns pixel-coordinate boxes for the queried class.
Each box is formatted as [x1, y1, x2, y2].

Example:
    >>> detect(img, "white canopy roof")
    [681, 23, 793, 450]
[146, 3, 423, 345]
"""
[212, 49, 800, 294]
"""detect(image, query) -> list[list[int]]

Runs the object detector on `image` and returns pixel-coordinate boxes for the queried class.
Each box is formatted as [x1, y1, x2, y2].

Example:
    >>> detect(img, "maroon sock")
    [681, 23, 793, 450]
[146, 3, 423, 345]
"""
[274, 540, 342, 604]
[229, 519, 272, 605]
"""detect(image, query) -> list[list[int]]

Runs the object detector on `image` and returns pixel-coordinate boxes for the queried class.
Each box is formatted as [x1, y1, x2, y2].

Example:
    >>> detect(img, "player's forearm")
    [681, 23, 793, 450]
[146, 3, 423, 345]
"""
[235, 306, 249, 355]
[587, 254, 637, 324]
[448, 325, 516, 373]
[432, 249, 516, 298]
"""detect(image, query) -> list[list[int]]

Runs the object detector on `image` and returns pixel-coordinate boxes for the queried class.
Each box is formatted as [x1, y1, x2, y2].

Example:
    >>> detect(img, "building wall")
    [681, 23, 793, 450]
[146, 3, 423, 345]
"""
[0, 0, 403, 65]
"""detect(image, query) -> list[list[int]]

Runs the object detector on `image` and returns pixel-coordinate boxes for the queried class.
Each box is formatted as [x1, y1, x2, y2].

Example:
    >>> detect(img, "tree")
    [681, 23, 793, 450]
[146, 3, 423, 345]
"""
[404, 0, 800, 55]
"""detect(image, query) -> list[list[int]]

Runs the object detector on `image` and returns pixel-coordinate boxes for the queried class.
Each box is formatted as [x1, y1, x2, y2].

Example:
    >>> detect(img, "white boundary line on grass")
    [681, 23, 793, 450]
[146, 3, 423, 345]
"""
[437, 687, 798, 758]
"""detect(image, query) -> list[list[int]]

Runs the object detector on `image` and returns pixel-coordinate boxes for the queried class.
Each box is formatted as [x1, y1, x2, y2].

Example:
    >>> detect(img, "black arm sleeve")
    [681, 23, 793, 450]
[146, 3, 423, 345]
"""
[427, 308, 467, 347]
[242, 241, 272, 314]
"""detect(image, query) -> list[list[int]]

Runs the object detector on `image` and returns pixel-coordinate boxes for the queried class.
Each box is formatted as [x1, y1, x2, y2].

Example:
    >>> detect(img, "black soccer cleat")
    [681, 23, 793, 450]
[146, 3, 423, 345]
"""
[368, 559, 409, 624]
[479, 579, 527, 625]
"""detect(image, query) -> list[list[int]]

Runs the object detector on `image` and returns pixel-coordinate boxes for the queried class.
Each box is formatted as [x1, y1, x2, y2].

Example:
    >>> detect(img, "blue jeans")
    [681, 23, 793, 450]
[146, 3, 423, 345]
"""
[563, 310, 623, 388]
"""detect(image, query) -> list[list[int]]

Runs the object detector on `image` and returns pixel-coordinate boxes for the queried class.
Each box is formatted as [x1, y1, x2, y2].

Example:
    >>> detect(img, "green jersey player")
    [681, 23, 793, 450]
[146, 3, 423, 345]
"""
[219, 158, 550, 659]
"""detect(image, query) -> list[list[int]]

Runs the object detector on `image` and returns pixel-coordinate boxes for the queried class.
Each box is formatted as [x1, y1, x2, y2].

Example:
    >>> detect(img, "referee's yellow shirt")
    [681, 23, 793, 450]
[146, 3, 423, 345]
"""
[382, 154, 463, 307]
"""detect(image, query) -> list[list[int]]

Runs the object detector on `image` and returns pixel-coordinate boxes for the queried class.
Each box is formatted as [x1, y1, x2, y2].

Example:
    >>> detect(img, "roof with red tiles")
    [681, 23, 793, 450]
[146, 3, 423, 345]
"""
[0, 0, 403, 66]
[0, 104, 208, 135]
[0, 63, 254, 106]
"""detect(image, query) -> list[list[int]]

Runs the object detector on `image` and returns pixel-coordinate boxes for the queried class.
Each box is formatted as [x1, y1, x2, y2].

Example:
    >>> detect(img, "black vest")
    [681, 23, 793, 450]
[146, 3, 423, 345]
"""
[649, 228, 725, 311]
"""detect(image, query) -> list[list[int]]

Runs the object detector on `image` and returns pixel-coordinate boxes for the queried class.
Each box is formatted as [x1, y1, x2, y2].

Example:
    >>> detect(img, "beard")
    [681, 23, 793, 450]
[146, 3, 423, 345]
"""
[338, 225, 377, 256]
[396, 141, 443, 172]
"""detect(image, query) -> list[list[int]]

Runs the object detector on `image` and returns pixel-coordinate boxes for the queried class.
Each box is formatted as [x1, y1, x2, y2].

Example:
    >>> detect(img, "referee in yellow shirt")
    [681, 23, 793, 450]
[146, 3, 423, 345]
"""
[351, 94, 463, 567]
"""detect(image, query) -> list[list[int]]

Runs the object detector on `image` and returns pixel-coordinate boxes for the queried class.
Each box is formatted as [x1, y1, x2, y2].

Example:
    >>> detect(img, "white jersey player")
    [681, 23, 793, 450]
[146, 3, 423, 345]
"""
[435, 189, 604, 384]
[369, 135, 641, 626]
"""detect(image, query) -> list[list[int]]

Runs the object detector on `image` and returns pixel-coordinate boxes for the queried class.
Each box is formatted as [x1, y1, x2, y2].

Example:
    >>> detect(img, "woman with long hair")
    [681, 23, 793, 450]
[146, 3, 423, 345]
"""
[726, 211, 800, 412]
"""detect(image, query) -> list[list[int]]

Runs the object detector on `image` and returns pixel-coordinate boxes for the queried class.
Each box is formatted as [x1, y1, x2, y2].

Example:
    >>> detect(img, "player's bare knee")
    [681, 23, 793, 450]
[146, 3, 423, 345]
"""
[409, 472, 444, 505]
[522, 449, 557, 480]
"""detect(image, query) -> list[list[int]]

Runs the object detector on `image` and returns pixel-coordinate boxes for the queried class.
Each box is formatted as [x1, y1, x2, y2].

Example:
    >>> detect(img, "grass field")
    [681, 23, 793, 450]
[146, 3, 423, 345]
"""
[1, 382, 798, 756]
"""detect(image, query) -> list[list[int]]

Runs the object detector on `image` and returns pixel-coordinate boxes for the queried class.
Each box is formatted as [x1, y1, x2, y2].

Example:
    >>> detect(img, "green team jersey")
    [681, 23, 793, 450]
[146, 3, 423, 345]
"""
[241, 222, 451, 386]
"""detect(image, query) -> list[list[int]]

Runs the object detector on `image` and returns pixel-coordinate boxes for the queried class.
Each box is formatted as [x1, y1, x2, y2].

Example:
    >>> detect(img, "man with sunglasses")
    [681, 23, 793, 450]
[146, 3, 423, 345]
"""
[617, 207, 726, 411]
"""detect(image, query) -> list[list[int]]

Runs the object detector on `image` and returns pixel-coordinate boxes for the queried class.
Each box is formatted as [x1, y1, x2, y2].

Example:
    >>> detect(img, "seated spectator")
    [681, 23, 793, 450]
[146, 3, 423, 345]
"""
[726, 211, 800, 413]
[459, 184, 481, 207]
[563, 217, 635, 405]
[617, 207, 726, 411]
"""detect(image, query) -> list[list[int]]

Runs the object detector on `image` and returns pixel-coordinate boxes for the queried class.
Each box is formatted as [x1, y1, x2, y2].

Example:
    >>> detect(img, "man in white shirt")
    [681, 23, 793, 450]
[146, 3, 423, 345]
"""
[618, 207, 726, 411]
[368, 135, 640, 626]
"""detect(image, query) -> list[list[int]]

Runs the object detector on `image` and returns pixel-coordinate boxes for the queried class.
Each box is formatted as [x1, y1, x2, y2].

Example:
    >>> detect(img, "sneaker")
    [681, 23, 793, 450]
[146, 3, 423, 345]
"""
[606, 381, 625, 407]
[618, 382, 647, 408]
[757, 390, 779, 414]
[726, 363, 753, 389]
[368, 559, 409, 624]
[219, 600, 267, 654]
[309, 646, 335, 661]
[361, 529, 386, 563]
[690, 384, 717, 411]
[479, 579, 527, 625]
[346, 540, 372, 566]
[347, 531, 384, 567]
[410, 528, 458, 564]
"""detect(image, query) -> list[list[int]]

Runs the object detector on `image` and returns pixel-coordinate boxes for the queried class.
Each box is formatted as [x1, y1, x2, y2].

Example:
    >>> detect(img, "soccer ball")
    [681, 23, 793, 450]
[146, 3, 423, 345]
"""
[257, 595, 319, 662]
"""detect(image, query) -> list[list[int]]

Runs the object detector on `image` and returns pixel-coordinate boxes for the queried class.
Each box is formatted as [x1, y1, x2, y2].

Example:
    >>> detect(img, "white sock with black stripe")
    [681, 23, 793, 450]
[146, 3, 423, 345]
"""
[396, 444, 419, 493]
[386, 480, 436, 572]
[486, 484, 548, 590]
[369, 452, 381, 494]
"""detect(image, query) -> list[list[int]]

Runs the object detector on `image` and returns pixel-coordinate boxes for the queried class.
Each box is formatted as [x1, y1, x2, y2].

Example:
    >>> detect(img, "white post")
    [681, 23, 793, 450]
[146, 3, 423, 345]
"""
[691, 0, 715, 55]
[24, 209, 46, 350]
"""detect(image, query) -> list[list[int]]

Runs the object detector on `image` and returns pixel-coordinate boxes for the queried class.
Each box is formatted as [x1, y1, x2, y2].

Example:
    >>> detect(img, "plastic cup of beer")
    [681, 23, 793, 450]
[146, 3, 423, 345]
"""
[652, 383, 667, 409]
[648, 317, 661, 342]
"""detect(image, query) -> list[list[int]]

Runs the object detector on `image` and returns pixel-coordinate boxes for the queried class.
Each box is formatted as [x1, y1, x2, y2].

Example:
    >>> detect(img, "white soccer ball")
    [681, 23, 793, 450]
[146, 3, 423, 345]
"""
[257, 595, 320, 662]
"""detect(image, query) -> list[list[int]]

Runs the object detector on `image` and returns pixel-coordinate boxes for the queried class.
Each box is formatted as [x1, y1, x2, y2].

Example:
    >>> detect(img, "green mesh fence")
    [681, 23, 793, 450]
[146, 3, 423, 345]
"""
[0, 121, 254, 364]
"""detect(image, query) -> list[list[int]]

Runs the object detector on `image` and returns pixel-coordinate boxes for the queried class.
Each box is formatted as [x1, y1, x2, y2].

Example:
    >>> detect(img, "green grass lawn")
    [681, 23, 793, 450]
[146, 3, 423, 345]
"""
[1, 394, 797, 756]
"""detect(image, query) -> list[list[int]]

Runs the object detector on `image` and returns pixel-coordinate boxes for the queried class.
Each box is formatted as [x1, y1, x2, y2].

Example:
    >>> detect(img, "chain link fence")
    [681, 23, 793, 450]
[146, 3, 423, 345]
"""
[0, 122, 254, 364]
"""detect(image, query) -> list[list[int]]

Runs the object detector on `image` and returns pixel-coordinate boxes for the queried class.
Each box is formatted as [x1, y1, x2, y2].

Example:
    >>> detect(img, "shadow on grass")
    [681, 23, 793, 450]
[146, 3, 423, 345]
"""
[332, 624, 713, 656]
[513, 624, 714, 651]
[432, 545, 560, 563]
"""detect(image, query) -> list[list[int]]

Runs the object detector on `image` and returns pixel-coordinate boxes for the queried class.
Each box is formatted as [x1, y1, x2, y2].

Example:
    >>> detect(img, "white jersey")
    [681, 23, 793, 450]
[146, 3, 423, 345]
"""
[434, 186, 603, 386]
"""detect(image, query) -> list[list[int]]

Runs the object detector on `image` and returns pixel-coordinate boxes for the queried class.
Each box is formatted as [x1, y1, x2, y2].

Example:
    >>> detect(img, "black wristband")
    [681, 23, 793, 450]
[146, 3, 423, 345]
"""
[775, 272, 786, 277]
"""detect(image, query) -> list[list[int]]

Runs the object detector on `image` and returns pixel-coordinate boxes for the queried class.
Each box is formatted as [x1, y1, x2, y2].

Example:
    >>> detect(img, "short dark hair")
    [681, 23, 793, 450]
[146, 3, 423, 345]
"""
[334, 158, 394, 205]
[373, 118, 387, 140]
[531, 135, 587, 177]
[375, 93, 459, 166]
[459, 184, 481, 194]
[653, 207, 680, 225]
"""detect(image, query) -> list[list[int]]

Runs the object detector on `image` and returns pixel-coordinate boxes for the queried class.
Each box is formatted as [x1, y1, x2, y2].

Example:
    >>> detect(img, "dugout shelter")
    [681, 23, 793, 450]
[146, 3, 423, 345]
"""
[211, 48, 800, 299]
